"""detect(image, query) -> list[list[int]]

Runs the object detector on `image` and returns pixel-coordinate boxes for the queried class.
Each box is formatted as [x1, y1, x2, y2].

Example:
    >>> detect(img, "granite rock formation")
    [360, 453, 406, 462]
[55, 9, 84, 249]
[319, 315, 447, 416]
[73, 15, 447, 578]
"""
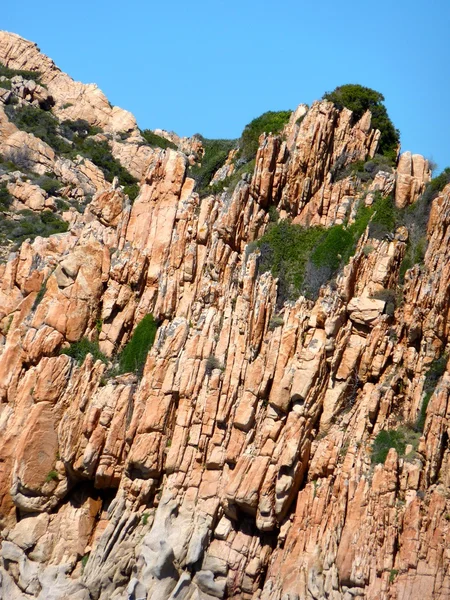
[1, 31, 448, 600]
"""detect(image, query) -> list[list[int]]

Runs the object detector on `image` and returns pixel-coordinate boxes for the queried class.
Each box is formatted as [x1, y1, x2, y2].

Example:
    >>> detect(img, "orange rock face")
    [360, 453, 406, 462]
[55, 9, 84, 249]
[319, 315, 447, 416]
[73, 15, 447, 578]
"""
[0, 31, 448, 600]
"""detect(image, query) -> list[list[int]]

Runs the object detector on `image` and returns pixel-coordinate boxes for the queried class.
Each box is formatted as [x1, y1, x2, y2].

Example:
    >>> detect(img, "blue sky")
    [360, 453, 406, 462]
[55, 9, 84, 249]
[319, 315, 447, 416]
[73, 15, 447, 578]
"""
[3, 0, 449, 172]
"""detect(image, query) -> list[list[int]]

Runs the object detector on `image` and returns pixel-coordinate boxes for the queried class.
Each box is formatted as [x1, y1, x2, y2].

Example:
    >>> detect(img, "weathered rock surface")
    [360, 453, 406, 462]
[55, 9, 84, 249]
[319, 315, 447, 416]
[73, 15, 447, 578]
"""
[0, 31, 448, 600]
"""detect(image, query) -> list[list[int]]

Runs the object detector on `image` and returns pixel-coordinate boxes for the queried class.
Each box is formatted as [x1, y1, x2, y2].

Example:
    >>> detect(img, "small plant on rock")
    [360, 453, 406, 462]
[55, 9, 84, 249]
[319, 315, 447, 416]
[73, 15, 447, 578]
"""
[205, 355, 222, 375]
[117, 314, 158, 376]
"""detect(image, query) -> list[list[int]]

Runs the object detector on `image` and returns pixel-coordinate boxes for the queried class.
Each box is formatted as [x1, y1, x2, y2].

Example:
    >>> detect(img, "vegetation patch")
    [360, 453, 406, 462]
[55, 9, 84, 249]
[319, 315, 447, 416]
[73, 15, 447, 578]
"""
[205, 355, 223, 375]
[397, 168, 450, 282]
[0, 209, 68, 248]
[415, 353, 448, 432]
[141, 129, 177, 150]
[61, 337, 108, 365]
[4, 108, 139, 201]
[239, 110, 291, 162]
[371, 426, 420, 464]
[332, 153, 393, 183]
[117, 314, 158, 375]
[37, 174, 63, 196]
[71, 138, 139, 197]
[5, 104, 72, 155]
[188, 137, 236, 196]
[323, 84, 400, 163]
[33, 276, 49, 310]
[0, 184, 12, 212]
[81, 552, 90, 573]
[0, 61, 43, 85]
[254, 196, 383, 304]
[0, 79, 12, 90]
[45, 470, 58, 482]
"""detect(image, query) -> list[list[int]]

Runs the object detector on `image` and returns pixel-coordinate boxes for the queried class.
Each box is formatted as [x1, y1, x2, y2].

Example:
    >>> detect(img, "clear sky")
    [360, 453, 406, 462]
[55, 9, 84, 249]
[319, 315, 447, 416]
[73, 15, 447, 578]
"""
[3, 0, 449, 172]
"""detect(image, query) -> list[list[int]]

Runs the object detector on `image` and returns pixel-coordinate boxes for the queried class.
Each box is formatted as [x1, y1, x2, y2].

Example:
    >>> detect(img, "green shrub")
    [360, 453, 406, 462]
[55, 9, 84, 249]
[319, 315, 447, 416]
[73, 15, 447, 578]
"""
[0, 184, 12, 211]
[0, 209, 68, 247]
[415, 354, 449, 431]
[368, 193, 396, 239]
[74, 138, 137, 185]
[118, 314, 158, 375]
[415, 392, 431, 433]
[45, 470, 58, 482]
[423, 167, 450, 199]
[268, 315, 284, 330]
[323, 84, 400, 162]
[33, 276, 49, 310]
[0, 79, 11, 90]
[311, 225, 354, 272]
[5, 107, 138, 196]
[60, 119, 102, 140]
[215, 159, 256, 195]
[61, 337, 108, 365]
[55, 198, 70, 211]
[371, 427, 419, 464]
[370, 288, 397, 316]
[268, 206, 280, 223]
[239, 110, 291, 162]
[188, 137, 236, 196]
[0, 61, 43, 85]
[5, 104, 72, 154]
[396, 170, 450, 281]
[332, 154, 394, 183]
[257, 220, 324, 305]
[424, 354, 448, 394]
[205, 355, 223, 375]
[81, 552, 90, 573]
[123, 183, 139, 202]
[37, 175, 62, 196]
[141, 129, 177, 150]
[389, 569, 399, 584]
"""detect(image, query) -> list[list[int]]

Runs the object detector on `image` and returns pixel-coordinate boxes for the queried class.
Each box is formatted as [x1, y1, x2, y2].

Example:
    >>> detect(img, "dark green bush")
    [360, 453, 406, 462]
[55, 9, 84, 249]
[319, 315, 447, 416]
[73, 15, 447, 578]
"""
[188, 137, 236, 196]
[424, 354, 448, 394]
[37, 175, 62, 196]
[205, 355, 223, 375]
[118, 314, 158, 375]
[61, 337, 108, 365]
[33, 276, 48, 310]
[0, 209, 68, 247]
[368, 193, 396, 239]
[60, 119, 102, 140]
[0, 79, 12, 90]
[5, 107, 138, 196]
[413, 350, 448, 432]
[323, 84, 400, 162]
[416, 392, 431, 433]
[0, 184, 12, 211]
[311, 226, 354, 272]
[239, 110, 291, 162]
[0, 61, 43, 85]
[423, 167, 450, 201]
[74, 138, 137, 184]
[141, 129, 177, 150]
[332, 154, 394, 183]
[55, 198, 70, 211]
[5, 104, 72, 154]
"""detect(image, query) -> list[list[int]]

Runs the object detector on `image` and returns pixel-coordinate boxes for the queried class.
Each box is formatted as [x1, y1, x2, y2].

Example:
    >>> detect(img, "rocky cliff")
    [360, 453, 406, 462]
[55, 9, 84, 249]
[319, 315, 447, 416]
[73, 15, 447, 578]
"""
[0, 31, 449, 600]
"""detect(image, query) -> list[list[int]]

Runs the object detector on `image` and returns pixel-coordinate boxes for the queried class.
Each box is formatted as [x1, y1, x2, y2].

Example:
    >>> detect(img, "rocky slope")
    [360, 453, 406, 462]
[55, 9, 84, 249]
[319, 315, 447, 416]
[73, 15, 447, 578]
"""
[0, 31, 449, 600]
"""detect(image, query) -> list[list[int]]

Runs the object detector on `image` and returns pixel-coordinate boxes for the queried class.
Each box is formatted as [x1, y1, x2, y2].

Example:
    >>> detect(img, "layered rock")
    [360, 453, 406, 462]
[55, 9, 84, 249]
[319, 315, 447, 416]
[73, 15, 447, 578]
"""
[0, 32, 446, 600]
